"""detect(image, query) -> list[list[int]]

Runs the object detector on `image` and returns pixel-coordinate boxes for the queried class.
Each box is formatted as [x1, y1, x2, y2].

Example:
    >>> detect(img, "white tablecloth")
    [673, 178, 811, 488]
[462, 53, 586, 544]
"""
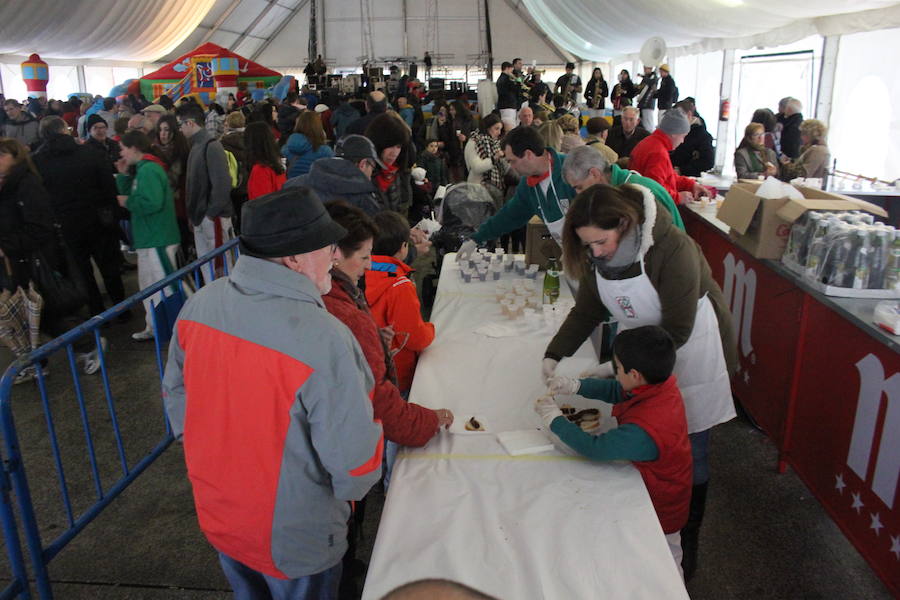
[361, 254, 689, 600]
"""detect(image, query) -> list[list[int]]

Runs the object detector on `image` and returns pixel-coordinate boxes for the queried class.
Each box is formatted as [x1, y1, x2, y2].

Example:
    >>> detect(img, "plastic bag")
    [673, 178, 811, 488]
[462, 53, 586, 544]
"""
[756, 176, 803, 200]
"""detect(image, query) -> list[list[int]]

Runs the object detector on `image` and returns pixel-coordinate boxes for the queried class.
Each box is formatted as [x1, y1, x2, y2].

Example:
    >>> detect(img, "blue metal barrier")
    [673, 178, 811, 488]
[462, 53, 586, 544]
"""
[0, 239, 239, 599]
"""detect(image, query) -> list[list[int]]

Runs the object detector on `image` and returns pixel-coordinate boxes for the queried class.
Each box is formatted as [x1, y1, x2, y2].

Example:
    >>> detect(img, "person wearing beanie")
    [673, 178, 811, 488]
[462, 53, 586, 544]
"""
[629, 108, 709, 204]
[162, 186, 383, 598]
[85, 113, 122, 173]
[654, 64, 679, 120]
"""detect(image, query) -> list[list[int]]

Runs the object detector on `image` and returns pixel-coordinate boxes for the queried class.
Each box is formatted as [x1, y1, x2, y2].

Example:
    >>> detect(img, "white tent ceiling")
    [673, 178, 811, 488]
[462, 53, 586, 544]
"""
[1, 0, 899, 68]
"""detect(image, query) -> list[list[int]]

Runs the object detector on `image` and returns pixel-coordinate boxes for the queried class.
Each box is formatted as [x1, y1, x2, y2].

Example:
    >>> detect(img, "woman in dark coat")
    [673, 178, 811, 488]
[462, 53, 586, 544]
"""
[584, 67, 609, 109]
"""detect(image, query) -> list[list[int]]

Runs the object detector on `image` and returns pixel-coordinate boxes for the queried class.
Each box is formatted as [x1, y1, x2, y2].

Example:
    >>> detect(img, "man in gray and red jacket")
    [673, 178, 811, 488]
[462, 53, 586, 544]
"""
[163, 186, 383, 597]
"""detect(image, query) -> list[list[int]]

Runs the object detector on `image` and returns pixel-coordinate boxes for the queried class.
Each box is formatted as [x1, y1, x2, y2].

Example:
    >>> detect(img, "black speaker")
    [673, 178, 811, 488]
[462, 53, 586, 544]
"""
[408, 62, 418, 78]
[429, 78, 445, 90]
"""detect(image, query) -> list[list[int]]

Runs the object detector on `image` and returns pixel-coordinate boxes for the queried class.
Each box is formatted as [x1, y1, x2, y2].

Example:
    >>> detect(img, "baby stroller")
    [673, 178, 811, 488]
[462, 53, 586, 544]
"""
[430, 182, 497, 268]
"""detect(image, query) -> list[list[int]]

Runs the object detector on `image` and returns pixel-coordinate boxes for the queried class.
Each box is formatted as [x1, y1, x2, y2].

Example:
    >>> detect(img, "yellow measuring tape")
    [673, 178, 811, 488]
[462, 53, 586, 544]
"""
[397, 452, 588, 462]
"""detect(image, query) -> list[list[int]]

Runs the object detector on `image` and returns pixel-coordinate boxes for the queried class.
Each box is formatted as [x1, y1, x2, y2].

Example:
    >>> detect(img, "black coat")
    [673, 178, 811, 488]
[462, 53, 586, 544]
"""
[670, 118, 715, 177]
[345, 105, 387, 137]
[496, 72, 521, 110]
[84, 136, 122, 174]
[585, 78, 609, 108]
[636, 72, 658, 109]
[778, 112, 803, 159]
[606, 124, 650, 158]
[611, 80, 637, 108]
[655, 75, 678, 110]
[32, 134, 118, 235]
[276, 105, 302, 140]
[0, 166, 59, 288]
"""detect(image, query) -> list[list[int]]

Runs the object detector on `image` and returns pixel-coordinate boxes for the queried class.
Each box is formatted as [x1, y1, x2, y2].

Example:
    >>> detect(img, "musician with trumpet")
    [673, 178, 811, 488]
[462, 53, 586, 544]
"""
[554, 62, 582, 104]
[635, 65, 659, 132]
[584, 67, 609, 110]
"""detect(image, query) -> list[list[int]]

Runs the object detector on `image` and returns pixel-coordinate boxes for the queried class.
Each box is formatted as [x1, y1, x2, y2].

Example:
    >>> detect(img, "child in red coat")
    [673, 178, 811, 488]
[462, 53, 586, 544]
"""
[364, 211, 435, 393]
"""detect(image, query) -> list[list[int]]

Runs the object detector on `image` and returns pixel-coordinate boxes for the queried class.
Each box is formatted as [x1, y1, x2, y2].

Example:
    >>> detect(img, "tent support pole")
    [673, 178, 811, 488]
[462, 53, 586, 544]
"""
[713, 49, 736, 172]
[815, 35, 840, 127]
[77, 65, 86, 95]
[484, 0, 493, 77]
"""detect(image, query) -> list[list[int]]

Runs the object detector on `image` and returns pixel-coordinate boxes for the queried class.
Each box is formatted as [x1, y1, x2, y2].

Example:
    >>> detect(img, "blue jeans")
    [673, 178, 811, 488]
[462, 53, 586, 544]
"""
[689, 429, 710, 486]
[218, 553, 342, 600]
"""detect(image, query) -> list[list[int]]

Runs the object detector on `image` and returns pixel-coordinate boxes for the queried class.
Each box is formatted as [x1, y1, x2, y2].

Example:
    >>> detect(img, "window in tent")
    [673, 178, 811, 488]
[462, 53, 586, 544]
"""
[829, 27, 900, 184]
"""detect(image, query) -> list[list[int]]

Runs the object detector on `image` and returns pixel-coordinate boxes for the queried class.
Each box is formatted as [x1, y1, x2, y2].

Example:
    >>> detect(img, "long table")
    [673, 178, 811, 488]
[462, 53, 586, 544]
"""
[682, 205, 900, 596]
[361, 255, 689, 600]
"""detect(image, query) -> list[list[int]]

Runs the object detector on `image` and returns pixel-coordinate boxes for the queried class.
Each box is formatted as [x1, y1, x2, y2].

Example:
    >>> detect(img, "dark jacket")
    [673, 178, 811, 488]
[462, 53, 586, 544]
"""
[345, 104, 387, 137]
[331, 102, 361, 140]
[284, 157, 382, 215]
[606, 124, 650, 158]
[84, 136, 122, 174]
[185, 129, 234, 227]
[611, 79, 637, 108]
[276, 104, 302, 140]
[585, 78, 609, 109]
[496, 72, 520, 110]
[32, 134, 118, 234]
[529, 81, 551, 104]
[0, 166, 59, 288]
[636, 72, 658, 110]
[417, 149, 448, 187]
[655, 75, 678, 110]
[1, 113, 40, 148]
[670, 117, 714, 177]
[778, 112, 803, 159]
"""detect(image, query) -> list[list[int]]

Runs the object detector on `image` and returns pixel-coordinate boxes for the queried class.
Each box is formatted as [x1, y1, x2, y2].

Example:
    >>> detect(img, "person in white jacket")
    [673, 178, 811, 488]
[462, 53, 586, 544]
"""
[464, 113, 508, 204]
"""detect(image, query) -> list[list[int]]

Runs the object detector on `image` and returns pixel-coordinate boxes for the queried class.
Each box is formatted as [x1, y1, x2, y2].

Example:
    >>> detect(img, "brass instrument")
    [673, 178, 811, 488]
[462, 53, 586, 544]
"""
[562, 74, 573, 104]
[590, 80, 602, 109]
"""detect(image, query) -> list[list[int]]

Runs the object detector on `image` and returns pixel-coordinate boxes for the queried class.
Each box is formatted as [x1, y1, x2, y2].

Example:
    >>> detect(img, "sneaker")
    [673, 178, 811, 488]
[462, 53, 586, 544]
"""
[77, 337, 108, 375]
[12, 363, 49, 385]
[131, 329, 155, 342]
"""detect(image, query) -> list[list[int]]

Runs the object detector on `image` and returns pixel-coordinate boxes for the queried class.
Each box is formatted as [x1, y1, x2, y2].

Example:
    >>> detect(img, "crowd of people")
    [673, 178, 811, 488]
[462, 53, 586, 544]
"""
[0, 54, 834, 599]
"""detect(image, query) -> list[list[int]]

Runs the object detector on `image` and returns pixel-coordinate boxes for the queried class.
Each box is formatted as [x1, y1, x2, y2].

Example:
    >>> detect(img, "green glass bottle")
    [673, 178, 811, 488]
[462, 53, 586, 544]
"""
[543, 258, 560, 304]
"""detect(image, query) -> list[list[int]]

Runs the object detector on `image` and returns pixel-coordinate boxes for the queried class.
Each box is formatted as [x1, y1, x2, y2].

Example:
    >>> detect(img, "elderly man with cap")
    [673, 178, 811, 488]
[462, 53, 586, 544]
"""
[140, 104, 167, 132]
[583, 117, 618, 166]
[629, 108, 708, 204]
[163, 186, 384, 599]
[284, 134, 385, 215]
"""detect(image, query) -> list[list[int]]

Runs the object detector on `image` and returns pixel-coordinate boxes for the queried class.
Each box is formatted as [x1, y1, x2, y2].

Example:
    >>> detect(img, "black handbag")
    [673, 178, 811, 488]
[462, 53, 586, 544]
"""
[29, 228, 88, 316]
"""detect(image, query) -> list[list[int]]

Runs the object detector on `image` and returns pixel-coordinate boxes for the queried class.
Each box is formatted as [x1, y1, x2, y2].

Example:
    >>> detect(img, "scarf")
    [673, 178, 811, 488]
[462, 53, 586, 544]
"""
[374, 162, 398, 193]
[473, 132, 506, 191]
[330, 268, 398, 385]
[589, 224, 643, 277]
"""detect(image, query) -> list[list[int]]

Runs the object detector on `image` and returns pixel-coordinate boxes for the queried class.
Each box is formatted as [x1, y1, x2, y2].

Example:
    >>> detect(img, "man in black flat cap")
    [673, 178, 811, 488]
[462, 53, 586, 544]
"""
[163, 186, 383, 598]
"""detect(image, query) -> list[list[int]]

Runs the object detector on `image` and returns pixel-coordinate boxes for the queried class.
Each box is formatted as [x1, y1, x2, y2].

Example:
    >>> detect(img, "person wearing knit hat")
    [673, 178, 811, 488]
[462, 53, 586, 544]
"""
[162, 184, 383, 598]
[655, 63, 679, 120]
[628, 109, 709, 205]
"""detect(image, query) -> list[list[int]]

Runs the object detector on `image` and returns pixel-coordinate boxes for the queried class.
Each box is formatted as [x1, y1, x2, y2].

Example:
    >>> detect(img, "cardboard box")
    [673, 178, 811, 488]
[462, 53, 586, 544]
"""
[524, 216, 561, 269]
[716, 181, 888, 259]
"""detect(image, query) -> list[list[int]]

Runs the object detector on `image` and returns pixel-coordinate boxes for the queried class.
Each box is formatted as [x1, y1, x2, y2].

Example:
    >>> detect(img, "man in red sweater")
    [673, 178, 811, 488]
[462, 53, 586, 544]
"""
[629, 108, 709, 205]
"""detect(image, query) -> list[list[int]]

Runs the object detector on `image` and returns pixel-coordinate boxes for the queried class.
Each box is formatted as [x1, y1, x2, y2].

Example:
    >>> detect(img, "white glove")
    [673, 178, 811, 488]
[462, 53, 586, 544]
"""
[456, 239, 477, 262]
[547, 375, 580, 396]
[534, 395, 564, 429]
[579, 361, 615, 379]
[541, 357, 559, 384]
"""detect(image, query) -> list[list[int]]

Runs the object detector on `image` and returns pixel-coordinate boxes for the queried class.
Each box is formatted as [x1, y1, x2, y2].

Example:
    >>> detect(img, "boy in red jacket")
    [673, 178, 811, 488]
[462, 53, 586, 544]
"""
[537, 326, 692, 579]
[364, 211, 435, 394]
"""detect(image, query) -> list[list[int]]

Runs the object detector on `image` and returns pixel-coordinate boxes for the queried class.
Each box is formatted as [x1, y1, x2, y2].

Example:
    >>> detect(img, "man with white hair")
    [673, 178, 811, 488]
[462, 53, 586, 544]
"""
[517, 106, 534, 128]
[562, 145, 684, 230]
[777, 97, 803, 159]
[629, 108, 708, 204]
[606, 106, 650, 159]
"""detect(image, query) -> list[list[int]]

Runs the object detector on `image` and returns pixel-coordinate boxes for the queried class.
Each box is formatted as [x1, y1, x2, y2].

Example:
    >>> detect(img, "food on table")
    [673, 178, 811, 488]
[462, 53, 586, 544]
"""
[465, 417, 485, 431]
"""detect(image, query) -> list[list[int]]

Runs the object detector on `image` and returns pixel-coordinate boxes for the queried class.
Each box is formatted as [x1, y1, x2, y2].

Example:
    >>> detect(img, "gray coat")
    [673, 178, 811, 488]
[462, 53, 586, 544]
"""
[734, 146, 778, 180]
[1, 114, 39, 148]
[185, 129, 234, 227]
[163, 256, 382, 578]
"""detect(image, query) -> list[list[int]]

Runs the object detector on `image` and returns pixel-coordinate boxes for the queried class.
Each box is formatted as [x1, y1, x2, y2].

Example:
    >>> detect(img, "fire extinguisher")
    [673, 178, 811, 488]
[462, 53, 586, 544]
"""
[719, 98, 730, 121]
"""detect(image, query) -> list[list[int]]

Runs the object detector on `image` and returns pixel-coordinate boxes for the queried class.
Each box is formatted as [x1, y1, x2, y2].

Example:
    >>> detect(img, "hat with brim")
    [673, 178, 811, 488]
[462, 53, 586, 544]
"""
[239, 187, 347, 258]
[335, 134, 386, 169]
[142, 104, 166, 114]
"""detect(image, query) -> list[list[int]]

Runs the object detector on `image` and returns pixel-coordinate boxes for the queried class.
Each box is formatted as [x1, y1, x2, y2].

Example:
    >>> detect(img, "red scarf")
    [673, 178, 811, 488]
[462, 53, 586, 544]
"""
[375, 162, 398, 192]
[525, 155, 553, 187]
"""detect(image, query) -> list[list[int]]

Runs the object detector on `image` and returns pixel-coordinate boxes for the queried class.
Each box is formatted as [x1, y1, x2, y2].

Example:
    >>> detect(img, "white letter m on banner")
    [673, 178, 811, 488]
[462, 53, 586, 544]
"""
[848, 354, 900, 509]
[722, 253, 756, 358]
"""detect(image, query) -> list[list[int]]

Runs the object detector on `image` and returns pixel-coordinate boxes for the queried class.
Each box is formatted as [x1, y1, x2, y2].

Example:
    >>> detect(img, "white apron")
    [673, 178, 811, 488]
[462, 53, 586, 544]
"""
[595, 258, 735, 433]
[534, 172, 569, 246]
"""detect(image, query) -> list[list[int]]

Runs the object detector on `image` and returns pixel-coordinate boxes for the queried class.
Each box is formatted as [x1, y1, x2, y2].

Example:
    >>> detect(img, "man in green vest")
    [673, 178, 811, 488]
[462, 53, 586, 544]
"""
[561, 145, 685, 231]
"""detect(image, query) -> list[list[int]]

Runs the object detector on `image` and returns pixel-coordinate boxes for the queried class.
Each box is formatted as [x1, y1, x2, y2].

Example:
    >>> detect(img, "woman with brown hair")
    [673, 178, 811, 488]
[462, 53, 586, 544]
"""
[558, 113, 585, 154]
[734, 122, 778, 180]
[544, 182, 737, 580]
[282, 110, 333, 179]
[152, 113, 192, 249]
[244, 122, 286, 200]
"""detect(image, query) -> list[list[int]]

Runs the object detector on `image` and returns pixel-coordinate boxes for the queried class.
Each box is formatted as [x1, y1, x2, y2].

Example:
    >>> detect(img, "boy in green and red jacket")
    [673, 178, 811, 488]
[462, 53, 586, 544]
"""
[536, 325, 692, 579]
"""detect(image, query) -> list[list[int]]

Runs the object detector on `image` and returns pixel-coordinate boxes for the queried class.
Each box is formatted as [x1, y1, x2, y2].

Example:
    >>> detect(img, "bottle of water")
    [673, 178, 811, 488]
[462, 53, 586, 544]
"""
[869, 228, 889, 289]
[852, 229, 873, 289]
[805, 217, 837, 280]
[884, 230, 900, 291]
[821, 223, 852, 286]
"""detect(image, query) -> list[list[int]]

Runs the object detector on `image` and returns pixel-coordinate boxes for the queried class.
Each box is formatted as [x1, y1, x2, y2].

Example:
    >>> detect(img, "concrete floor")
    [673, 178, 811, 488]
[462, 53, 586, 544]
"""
[0, 270, 892, 599]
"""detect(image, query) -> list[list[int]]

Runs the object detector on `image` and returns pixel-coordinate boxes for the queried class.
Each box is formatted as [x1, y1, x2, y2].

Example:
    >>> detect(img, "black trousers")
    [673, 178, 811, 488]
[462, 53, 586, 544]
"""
[64, 225, 125, 316]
